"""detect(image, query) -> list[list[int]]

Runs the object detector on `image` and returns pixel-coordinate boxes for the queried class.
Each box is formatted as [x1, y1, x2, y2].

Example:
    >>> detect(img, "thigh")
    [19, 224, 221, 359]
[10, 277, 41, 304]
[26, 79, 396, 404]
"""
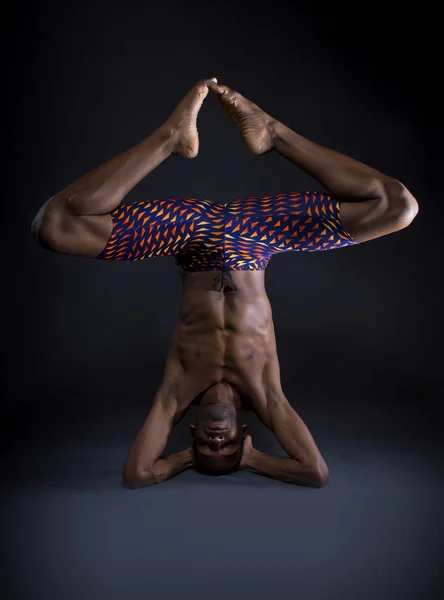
[339, 197, 394, 243]
[225, 191, 359, 266]
[97, 196, 215, 261]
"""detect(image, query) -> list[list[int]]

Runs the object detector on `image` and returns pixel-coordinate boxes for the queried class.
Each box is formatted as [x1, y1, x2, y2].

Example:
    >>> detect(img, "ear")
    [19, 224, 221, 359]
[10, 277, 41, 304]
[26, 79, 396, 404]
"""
[241, 424, 248, 438]
[189, 424, 195, 439]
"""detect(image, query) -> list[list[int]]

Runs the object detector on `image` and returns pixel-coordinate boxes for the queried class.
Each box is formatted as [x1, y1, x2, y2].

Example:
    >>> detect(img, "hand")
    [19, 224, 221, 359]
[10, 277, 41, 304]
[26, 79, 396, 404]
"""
[240, 435, 255, 469]
[187, 445, 196, 469]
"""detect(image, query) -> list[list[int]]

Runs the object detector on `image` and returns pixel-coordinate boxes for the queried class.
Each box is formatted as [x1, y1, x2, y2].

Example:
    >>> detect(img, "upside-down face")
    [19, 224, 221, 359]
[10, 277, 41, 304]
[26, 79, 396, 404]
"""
[190, 384, 247, 474]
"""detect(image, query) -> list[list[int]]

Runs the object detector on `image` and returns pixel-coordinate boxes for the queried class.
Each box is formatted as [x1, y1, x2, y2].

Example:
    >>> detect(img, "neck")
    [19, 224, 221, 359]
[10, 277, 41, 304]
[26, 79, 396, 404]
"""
[199, 383, 242, 410]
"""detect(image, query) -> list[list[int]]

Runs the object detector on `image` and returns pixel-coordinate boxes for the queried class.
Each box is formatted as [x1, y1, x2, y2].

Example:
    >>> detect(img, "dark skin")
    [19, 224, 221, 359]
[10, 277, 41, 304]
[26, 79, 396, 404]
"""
[32, 78, 419, 488]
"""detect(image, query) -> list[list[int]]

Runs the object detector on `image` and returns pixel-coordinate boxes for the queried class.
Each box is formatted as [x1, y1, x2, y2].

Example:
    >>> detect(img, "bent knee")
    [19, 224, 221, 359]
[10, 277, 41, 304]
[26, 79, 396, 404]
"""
[31, 200, 111, 257]
[386, 180, 419, 229]
[31, 200, 71, 252]
[31, 204, 55, 249]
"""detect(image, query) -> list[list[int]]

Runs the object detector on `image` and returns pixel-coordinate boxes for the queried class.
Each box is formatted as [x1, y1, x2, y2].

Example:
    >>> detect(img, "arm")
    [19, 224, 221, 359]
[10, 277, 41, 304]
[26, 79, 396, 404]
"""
[122, 385, 193, 489]
[241, 442, 325, 487]
[240, 401, 329, 488]
[241, 362, 329, 487]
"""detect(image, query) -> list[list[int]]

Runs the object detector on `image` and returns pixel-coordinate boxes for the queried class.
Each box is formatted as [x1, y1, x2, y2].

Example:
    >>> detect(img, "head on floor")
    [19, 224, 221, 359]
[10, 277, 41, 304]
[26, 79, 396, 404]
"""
[190, 382, 247, 475]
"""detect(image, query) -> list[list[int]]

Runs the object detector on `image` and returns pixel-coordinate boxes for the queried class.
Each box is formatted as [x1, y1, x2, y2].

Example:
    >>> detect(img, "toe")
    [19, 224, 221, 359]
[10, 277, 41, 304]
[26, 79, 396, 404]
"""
[194, 80, 211, 100]
[208, 81, 229, 96]
[197, 77, 218, 88]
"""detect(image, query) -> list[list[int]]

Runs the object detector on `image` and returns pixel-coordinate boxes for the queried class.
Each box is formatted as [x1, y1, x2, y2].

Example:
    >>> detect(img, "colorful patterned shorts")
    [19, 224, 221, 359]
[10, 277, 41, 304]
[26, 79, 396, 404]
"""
[96, 192, 358, 278]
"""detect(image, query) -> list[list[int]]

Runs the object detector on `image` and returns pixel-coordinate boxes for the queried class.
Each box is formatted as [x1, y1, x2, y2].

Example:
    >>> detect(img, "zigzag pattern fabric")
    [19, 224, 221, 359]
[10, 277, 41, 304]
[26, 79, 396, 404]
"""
[96, 192, 358, 270]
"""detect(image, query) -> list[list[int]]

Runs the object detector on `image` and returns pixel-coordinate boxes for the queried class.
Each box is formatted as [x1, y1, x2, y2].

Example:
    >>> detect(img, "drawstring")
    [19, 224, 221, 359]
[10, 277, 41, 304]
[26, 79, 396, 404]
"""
[214, 266, 239, 293]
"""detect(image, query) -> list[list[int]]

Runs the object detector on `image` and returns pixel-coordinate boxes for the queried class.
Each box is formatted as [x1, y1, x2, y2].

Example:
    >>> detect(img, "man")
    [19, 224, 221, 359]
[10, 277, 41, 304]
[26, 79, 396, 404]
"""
[31, 77, 418, 488]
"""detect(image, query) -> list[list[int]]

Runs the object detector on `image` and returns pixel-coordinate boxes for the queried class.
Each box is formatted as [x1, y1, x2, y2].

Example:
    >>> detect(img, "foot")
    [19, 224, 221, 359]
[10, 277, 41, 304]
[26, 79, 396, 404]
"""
[165, 77, 217, 158]
[208, 82, 276, 155]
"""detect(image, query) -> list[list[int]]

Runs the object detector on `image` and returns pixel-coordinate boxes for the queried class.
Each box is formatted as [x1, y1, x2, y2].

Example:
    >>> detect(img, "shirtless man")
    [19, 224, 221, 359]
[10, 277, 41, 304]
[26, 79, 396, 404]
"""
[31, 77, 418, 488]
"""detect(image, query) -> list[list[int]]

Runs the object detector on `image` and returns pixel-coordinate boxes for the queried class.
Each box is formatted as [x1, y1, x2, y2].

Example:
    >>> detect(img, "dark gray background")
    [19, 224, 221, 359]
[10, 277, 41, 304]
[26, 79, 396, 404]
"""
[4, 1, 443, 599]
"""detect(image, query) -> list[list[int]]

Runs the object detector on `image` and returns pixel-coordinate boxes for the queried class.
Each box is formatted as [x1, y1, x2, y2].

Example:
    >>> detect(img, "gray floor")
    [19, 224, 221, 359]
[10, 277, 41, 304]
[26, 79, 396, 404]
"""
[3, 401, 443, 600]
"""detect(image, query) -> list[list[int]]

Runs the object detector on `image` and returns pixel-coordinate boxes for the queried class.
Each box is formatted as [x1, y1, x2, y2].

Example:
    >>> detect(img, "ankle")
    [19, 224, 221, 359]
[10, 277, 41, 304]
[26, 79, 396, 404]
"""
[156, 123, 179, 150]
[269, 119, 286, 145]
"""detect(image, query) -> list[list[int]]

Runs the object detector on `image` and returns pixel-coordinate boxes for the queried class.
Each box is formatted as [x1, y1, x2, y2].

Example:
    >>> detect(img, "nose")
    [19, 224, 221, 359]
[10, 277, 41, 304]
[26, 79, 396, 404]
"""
[208, 433, 225, 442]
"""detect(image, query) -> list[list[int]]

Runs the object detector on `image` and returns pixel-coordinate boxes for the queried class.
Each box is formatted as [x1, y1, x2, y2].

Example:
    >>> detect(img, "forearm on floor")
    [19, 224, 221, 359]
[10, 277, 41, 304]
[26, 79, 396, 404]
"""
[127, 448, 194, 488]
[272, 120, 398, 202]
[152, 448, 194, 484]
[241, 449, 327, 487]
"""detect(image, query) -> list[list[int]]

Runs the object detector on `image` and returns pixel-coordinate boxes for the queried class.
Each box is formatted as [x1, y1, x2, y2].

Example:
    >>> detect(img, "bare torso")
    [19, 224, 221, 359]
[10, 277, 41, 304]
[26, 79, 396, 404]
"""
[166, 270, 280, 425]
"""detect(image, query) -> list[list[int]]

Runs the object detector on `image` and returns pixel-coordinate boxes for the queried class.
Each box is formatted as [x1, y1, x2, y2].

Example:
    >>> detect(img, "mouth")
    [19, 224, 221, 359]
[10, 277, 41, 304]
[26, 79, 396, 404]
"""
[206, 422, 227, 431]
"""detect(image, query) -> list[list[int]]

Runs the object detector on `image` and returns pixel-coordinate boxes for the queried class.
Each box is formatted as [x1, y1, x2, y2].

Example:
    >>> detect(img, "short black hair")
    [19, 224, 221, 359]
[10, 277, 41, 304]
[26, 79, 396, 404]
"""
[193, 437, 245, 476]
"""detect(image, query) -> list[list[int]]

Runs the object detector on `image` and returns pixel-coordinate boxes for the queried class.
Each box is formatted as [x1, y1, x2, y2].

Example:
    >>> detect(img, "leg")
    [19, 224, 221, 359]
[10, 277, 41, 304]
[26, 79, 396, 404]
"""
[271, 121, 419, 243]
[32, 77, 217, 257]
[224, 191, 357, 269]
[208, 81, 419, 243]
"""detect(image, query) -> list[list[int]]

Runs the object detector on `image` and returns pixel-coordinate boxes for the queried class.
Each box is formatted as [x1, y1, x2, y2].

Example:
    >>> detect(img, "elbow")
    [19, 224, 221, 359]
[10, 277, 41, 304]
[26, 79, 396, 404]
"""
[309, 463, 330, 488]
[122, 464, 156, 489]
[383, 179, 419, 230]
[123, 474, 141, 489]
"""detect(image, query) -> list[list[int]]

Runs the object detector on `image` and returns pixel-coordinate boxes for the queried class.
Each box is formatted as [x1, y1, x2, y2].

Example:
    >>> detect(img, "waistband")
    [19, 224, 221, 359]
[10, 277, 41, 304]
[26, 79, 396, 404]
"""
[213, 266, 240, 293]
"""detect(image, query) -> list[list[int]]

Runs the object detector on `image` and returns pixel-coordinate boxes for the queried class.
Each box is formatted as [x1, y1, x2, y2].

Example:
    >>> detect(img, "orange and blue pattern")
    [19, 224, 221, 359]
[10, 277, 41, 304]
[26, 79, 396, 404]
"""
[96, 192, 358, 269]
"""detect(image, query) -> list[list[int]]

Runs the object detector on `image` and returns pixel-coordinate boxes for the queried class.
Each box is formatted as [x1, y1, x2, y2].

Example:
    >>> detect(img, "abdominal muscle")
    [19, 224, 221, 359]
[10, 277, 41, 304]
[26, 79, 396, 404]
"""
[167, 271, 278, 416]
